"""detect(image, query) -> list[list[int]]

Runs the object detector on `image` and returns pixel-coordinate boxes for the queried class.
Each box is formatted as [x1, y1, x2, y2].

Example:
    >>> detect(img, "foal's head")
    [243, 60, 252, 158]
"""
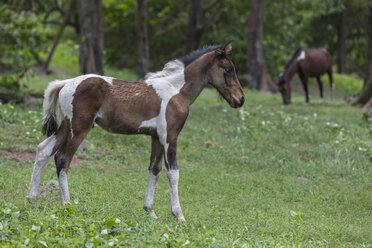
[207, 42, 245, 108]
[278, 75, 291, 105]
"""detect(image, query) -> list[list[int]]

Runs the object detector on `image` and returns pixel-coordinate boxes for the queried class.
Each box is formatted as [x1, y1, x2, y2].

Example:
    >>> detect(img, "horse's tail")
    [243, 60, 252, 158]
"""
[42, 80, 67, 136]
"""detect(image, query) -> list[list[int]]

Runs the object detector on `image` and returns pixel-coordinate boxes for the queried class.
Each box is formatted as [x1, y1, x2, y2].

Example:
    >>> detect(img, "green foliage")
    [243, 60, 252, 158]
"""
[0, 6, 49, 92]
[332, 72, 364, 94]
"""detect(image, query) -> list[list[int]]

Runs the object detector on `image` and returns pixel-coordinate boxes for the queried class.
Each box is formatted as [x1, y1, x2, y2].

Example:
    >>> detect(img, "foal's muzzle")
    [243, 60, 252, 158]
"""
[232, 95, 245, 108]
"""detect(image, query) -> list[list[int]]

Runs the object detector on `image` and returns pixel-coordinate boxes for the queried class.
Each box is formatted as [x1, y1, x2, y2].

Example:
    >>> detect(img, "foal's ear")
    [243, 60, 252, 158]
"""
[215, 41, 233, 56]
[223, 41, 232, 55]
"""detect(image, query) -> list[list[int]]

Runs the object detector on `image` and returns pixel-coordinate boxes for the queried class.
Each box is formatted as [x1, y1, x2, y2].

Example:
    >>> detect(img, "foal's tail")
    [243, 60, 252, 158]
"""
[42, 80, 67, 136]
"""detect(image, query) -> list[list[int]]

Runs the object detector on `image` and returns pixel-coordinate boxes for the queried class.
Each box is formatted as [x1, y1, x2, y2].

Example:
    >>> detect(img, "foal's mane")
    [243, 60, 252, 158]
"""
[145, 45, 220, 80]
[178, 45, 220, 66]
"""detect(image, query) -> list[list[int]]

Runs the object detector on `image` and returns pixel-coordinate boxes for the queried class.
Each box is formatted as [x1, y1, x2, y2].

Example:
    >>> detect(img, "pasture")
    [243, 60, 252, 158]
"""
[0, 79, 371, 246]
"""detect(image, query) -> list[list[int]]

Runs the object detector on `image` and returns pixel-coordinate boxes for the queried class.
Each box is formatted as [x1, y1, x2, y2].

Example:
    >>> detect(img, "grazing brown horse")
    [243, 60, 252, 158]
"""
[278, 48, 334, 104]
[27, 42, 245, 221]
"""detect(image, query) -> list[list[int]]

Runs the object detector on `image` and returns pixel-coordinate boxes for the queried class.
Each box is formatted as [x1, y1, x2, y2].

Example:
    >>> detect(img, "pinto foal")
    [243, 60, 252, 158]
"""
[27, 42, 245, 221]
[278, 48, 334, 105]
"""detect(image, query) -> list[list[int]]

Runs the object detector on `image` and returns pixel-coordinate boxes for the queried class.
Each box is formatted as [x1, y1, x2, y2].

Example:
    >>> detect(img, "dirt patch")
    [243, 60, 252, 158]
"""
[0, 148, 35, 162]
[0, 147, 101, 164]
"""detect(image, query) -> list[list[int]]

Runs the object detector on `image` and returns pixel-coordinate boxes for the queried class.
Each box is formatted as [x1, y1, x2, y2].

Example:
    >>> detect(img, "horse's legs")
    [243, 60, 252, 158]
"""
[316, 76, 324, 103]
[27, 135, 58, 204]
[328, 70, 335, 103]
[144, 136, 164, 219]
[300, 76, 311, 104]
[164, 140, 185, 221]
[27, 121, 68, 204]
[54, 111, 95, 204]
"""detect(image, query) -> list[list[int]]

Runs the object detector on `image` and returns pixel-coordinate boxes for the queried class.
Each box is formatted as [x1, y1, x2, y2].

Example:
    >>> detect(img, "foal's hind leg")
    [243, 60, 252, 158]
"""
[27, 121, 68, 204]
[316, 76, 324, 103]
[27, 135, 58, 204]
[144, 136, 164, 219]
[54, 119, 93, 205]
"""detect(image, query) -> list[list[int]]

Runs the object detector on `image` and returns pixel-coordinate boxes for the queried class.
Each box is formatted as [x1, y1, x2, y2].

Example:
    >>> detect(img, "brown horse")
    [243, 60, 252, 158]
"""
[278, 48, 334, 104]
[27, 42, 245, 221]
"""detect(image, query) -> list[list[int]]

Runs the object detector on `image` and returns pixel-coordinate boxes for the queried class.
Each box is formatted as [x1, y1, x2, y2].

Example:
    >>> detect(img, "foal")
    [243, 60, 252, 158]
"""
[278, 48, 334, 104]
[27, 42, 245, 221]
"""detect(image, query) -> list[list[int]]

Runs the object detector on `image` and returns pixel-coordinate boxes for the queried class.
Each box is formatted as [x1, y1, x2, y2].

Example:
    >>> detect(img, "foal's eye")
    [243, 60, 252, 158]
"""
[224, 66, 232, 73]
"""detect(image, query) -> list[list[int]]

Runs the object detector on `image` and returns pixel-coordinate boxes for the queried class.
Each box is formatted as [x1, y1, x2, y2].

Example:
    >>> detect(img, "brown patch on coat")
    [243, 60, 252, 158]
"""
[98, 79, 162, 135]
[298, 49, 332, 77]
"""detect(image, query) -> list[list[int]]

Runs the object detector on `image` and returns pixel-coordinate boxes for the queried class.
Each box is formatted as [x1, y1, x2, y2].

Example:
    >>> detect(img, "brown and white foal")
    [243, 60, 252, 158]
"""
[27, 42, 245, 221]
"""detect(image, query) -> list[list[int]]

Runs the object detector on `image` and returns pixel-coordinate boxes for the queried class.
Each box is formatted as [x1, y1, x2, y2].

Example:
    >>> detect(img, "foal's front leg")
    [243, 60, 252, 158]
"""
[165, 140, 185, 221]
[144, 136, 163, 219]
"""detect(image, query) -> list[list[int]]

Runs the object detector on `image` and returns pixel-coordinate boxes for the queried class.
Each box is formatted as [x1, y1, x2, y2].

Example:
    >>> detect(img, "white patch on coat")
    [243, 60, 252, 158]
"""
[56, 74, 114, 138]
[297, 50, 306, 61]
[58, 169, 70, 205]
[140, 60, 185, 163]
[27, 135, 57, 201]
[144, 170, 160, 219]
[166, 169, 185, 221]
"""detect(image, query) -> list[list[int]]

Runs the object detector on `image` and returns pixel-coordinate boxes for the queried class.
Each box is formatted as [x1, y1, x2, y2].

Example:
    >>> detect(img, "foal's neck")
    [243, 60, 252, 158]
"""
[179, 64, 209, 106]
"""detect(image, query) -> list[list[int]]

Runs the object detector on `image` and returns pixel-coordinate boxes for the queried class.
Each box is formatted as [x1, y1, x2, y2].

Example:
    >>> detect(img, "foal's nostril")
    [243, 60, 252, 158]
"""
[232, 98, 239, 108]
[240, 96, 245, 106]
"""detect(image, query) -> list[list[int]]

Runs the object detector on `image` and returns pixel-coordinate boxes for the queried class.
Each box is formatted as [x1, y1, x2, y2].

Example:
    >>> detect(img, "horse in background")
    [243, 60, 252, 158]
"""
[278, 48, 334, 105]
[27, 42, 245, 222]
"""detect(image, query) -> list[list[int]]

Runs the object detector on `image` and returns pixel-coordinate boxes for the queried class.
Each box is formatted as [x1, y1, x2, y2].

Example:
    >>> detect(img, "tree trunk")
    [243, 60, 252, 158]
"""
[79, 0, 104, 75]
[246, 0, 276, 92]
[352, 3, 372, 107]
[42, 0, 77, 72]
[366, 3, 372, 83]
[137, 0, 150, 78]
[186, 0, 205, 53]
[186, 0, 222, 53]
[337, 0, 347, 74]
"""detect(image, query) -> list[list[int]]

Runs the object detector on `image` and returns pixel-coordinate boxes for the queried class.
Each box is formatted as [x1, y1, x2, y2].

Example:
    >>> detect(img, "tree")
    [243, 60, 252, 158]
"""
[79, 0, 104, 75]
[41, 0, 77, 73]
[337, 0, 346, 73]
[246, 0, 276, 92]
[186, 0, 222, 53]
[352, 2, 372, 116]
[137, 0, 149, 78]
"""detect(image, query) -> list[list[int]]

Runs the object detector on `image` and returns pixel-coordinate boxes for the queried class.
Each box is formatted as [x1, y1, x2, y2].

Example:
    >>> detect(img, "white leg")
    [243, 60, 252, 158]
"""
[58, 169, 70, 205]
[27, 135, 56, 204]
[319, 97, 323, 104]
[144, 171, 160, 219]
[166, 169, 185, 221]
[331, 84, 335, 104]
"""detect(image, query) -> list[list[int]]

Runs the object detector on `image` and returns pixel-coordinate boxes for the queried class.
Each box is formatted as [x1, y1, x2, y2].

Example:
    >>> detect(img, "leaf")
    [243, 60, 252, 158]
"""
[38, 241, 48, 247]
[31, 225, 40, 232]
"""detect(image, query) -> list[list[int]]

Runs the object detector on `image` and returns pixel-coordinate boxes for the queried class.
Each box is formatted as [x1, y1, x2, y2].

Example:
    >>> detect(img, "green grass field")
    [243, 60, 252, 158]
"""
[1, 86, 371, 247]
[1, 45, 372, 247]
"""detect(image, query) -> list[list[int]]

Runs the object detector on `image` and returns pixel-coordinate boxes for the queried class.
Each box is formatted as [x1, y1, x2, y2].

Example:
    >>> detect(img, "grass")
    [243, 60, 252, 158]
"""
[0, 87, 371, 247]
[1, 43, 371, 247]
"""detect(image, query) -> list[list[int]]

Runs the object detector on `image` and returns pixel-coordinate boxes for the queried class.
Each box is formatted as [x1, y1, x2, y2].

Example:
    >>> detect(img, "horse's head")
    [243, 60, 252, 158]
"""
[278, 74, 291, 105]
[207, 42, 245, 108]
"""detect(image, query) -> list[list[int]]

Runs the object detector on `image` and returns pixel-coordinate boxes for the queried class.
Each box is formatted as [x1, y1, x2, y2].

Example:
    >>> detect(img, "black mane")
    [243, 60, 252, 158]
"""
[283, 47, 304, 72]
[178, 45, 220, 66]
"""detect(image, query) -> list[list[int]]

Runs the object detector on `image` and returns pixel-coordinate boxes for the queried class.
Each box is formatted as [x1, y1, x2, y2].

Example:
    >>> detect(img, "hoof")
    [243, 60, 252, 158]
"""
[177, 215, 186, 222]
[62, 201, 71, 206]
[27, 196, 38, 205]
[149, 211, 158, 219]
[172, 208, 186, 222]
[144, 206, 158, 219]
